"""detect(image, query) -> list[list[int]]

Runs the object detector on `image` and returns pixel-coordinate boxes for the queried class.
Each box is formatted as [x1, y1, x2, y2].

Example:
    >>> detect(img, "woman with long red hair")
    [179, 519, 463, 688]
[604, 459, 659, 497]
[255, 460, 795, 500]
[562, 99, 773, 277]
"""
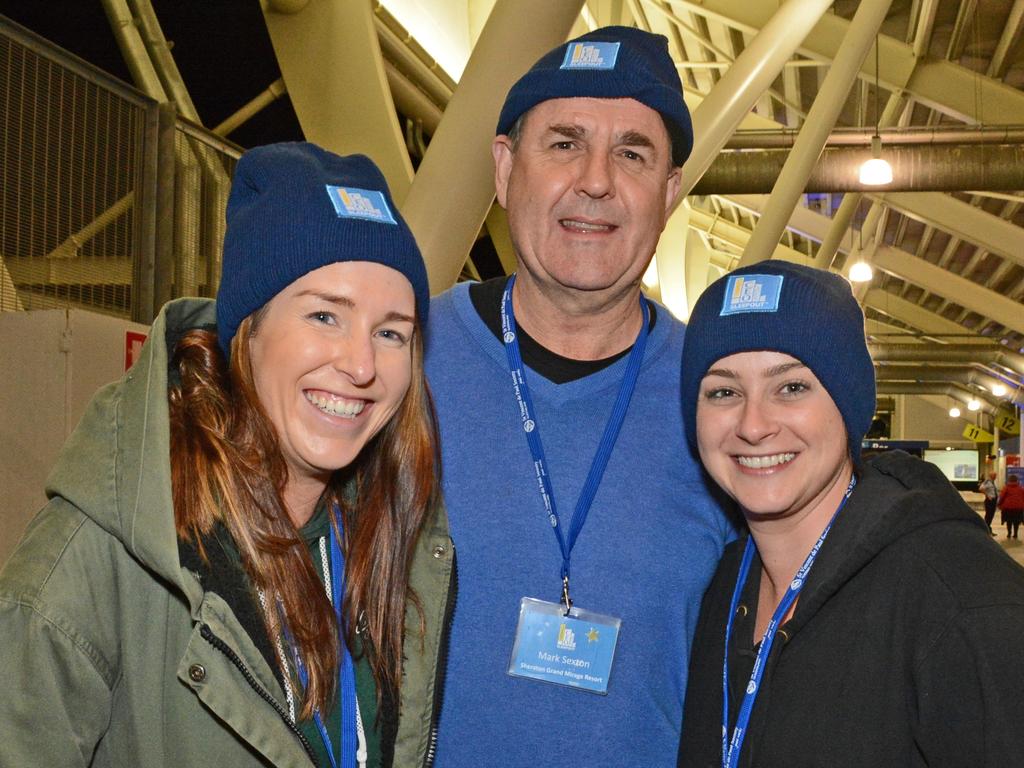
[0, 143, 452, 768]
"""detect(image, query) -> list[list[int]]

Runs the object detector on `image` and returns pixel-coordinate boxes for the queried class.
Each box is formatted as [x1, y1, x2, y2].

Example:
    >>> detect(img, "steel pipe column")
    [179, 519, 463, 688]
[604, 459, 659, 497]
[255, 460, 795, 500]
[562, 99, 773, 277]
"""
[213, 78, 288, 138]
[402, 0, 584, 294]
[869, 344, 1024, 377]
[128, 0, 200, 120]
[686, 206, 808, 264]
[261, 0, 413, 197]
[875, 382, 999, 413]
[485, 204, 517, 277]
[813, 93, 901, 269]
[653, 203, 690, 319]
[874, 364, 1023, 406]
[739, 0, 892, 267]
[675, 0, 834, 200]
[676, 0, 1024, 125]
[100, 0, 167, 101]
[694, 144, 1024, 195]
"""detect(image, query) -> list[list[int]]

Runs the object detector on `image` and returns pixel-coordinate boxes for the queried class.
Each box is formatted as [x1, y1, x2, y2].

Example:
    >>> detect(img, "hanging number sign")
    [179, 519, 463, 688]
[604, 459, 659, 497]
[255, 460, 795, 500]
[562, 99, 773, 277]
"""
[963, 424, 995, 443]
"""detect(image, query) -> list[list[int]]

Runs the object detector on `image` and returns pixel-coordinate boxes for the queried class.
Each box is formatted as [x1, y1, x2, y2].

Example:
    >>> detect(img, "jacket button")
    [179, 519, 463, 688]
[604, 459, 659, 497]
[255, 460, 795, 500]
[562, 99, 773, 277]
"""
[189, 664, 207, 683]
[432, 544, 447, 559]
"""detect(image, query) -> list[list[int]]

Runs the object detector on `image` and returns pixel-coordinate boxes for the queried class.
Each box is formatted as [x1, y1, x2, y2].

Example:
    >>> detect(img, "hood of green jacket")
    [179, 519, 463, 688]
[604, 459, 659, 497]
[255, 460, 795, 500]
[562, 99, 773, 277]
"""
[45, 298, 216, 588]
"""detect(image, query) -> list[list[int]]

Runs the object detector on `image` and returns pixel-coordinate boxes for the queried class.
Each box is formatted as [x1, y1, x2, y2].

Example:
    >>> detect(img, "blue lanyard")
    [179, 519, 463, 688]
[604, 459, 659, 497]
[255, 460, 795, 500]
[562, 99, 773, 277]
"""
[721, 477, 856, 768]
[500, 274, 649, 606]
[287, 508, 357, 768]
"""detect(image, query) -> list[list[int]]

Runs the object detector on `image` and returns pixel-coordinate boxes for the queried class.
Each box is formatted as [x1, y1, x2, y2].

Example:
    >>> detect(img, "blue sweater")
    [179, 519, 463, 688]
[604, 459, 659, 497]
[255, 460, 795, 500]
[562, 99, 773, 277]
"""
[425, 284, 734, 768]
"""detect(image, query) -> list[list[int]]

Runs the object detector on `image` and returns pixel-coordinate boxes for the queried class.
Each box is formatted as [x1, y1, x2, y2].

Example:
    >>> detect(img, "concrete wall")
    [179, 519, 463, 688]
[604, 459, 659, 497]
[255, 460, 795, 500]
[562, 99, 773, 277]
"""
[0, 309, 148, 566]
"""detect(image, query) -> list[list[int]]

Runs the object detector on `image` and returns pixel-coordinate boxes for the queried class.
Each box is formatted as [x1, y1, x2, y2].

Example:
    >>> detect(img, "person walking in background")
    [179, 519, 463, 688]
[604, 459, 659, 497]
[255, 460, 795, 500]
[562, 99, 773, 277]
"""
[979, 471, 999, 534]
[677, 261, 1024, 767]
[0, 143, 451, 767]
[999, 474, 1024, 539]
[425, 26, 734, 768]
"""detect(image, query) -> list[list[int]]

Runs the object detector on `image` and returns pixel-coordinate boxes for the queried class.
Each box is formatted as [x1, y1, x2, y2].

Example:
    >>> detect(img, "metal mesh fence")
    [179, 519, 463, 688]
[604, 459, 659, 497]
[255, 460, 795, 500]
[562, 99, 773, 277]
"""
[0, 25, 146, 317]
[171, 124, 238, 300]
[1, 19, 241, 321]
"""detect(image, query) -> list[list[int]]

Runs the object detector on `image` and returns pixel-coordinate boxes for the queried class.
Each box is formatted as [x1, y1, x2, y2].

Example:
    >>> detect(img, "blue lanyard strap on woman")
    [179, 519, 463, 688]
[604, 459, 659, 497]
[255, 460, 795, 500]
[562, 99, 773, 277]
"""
[721, 476, 857, 768]
[500, 274, 649, 610]
[288, 507, 357, 768]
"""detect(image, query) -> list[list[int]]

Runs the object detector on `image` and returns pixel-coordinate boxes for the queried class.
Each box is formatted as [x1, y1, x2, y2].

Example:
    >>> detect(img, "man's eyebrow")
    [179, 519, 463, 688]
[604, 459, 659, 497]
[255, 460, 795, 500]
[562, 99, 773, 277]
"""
[618, 130, 655, 149]
[546, 123, 587, 141]
[544, 125, 657, 150]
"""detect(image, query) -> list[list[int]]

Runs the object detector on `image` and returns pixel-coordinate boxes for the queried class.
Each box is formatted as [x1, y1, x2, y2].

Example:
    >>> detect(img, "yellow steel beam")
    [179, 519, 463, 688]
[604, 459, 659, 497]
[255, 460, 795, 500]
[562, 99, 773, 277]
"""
[261, 0, 413, 199]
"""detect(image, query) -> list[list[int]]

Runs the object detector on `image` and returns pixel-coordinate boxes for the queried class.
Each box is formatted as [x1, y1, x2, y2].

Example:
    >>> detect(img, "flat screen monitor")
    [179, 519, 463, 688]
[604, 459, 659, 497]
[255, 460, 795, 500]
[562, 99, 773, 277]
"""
[923, 449, 980, 483]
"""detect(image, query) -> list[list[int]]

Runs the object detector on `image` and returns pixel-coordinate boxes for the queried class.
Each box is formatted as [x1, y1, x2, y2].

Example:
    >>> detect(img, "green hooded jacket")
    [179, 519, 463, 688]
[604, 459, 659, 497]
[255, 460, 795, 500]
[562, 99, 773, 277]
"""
[0, 298, 453, 767]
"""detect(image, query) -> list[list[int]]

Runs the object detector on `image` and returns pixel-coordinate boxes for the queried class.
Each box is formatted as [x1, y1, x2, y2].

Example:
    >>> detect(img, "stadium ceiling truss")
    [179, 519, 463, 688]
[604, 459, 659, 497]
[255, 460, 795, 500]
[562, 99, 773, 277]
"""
[10, 0, 1024, 408]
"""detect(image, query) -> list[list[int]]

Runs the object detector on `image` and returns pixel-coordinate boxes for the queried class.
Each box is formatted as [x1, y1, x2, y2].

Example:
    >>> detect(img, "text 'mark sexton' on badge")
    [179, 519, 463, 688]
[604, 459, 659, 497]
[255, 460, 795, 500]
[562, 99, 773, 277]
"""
[720, 274, 785, 316]
[508, 598, 621, 695]
[560, 41, 620, 70]
[325, 185, 398, 225]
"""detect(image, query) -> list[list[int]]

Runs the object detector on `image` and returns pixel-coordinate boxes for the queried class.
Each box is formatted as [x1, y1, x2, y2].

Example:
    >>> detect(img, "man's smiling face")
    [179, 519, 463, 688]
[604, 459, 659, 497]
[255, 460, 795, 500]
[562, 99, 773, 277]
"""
[493, 96, 680, 301]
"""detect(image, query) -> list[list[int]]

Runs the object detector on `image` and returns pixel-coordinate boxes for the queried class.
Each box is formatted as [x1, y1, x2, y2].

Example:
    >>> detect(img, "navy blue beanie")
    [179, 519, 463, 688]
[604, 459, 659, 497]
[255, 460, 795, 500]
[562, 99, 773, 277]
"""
[215, 142, 429, 359]
[681, 262, 876, 461]
[496, 26, 693, 167]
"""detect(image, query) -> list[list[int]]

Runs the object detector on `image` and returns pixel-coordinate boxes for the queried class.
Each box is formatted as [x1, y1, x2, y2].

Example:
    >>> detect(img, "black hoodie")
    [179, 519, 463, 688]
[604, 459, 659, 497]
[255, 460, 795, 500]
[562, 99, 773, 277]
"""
[679, 450, 1024, 767]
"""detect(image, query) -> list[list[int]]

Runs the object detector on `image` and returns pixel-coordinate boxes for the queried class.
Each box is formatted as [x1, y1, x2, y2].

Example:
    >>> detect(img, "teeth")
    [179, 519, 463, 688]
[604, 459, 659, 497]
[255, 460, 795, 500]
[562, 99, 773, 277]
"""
[561, 219, 612, 233]
[737, 453, 796, 469]
[305, 391, 365, 419]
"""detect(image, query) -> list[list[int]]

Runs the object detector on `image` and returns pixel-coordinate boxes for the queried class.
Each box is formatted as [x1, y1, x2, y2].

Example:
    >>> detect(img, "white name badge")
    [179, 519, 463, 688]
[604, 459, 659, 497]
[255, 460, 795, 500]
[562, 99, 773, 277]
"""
[507, 597, 621, 694]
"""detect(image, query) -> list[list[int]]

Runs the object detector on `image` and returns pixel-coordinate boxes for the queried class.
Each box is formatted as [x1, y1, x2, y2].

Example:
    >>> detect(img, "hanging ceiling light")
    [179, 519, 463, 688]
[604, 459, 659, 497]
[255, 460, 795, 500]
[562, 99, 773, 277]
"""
[859, 137, 893, 185]
[859, 37, 892, 186]
[949, 406, 961, 418]
[991, 383, 1008, 397]
[849, 260, 874, 282]
[967, 398, 981, 411]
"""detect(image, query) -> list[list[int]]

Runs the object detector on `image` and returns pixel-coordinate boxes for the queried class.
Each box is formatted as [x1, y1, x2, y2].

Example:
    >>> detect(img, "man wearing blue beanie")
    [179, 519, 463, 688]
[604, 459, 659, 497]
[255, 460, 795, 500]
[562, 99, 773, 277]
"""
[425, 27, 733, 768]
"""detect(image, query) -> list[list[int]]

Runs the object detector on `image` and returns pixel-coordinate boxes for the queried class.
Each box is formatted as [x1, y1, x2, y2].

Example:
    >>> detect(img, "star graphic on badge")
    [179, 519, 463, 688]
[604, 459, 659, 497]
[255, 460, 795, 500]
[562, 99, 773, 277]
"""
[586, 627, 599, 643]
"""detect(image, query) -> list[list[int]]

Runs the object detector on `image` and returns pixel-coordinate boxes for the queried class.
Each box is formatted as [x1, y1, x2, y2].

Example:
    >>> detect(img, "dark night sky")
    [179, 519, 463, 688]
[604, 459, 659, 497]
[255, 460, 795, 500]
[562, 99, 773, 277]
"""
[1, 0, 305, 147]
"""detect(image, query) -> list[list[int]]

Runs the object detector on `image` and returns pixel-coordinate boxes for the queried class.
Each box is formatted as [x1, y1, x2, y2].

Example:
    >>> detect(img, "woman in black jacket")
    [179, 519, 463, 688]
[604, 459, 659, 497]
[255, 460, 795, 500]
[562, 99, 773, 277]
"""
[677, 261, 1024, 767]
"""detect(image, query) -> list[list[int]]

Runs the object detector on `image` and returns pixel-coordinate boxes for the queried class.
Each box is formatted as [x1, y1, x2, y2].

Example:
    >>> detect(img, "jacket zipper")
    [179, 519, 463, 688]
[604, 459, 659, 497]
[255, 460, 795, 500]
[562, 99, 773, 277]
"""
[423, 549, 458, 768]
[199, 623, 320, 768]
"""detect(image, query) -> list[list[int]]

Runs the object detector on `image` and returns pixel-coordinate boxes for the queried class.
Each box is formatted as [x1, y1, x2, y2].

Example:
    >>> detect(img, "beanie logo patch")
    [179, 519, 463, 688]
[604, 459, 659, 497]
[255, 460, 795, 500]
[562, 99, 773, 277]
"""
[325, 185, 397, 225]
[720, 274, 784, 316]
[560, 41, 620, 70]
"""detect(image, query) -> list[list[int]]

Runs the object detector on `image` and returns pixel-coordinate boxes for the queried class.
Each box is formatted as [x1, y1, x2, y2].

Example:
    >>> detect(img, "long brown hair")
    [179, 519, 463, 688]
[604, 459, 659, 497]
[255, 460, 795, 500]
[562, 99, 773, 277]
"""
[168, 312, 439, 719]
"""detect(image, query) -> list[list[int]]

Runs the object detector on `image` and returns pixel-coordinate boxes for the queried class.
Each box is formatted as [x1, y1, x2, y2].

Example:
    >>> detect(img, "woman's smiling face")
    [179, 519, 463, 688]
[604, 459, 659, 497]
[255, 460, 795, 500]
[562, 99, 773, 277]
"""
[696, 350, 852, 523]
[248, 261, 415, 497]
